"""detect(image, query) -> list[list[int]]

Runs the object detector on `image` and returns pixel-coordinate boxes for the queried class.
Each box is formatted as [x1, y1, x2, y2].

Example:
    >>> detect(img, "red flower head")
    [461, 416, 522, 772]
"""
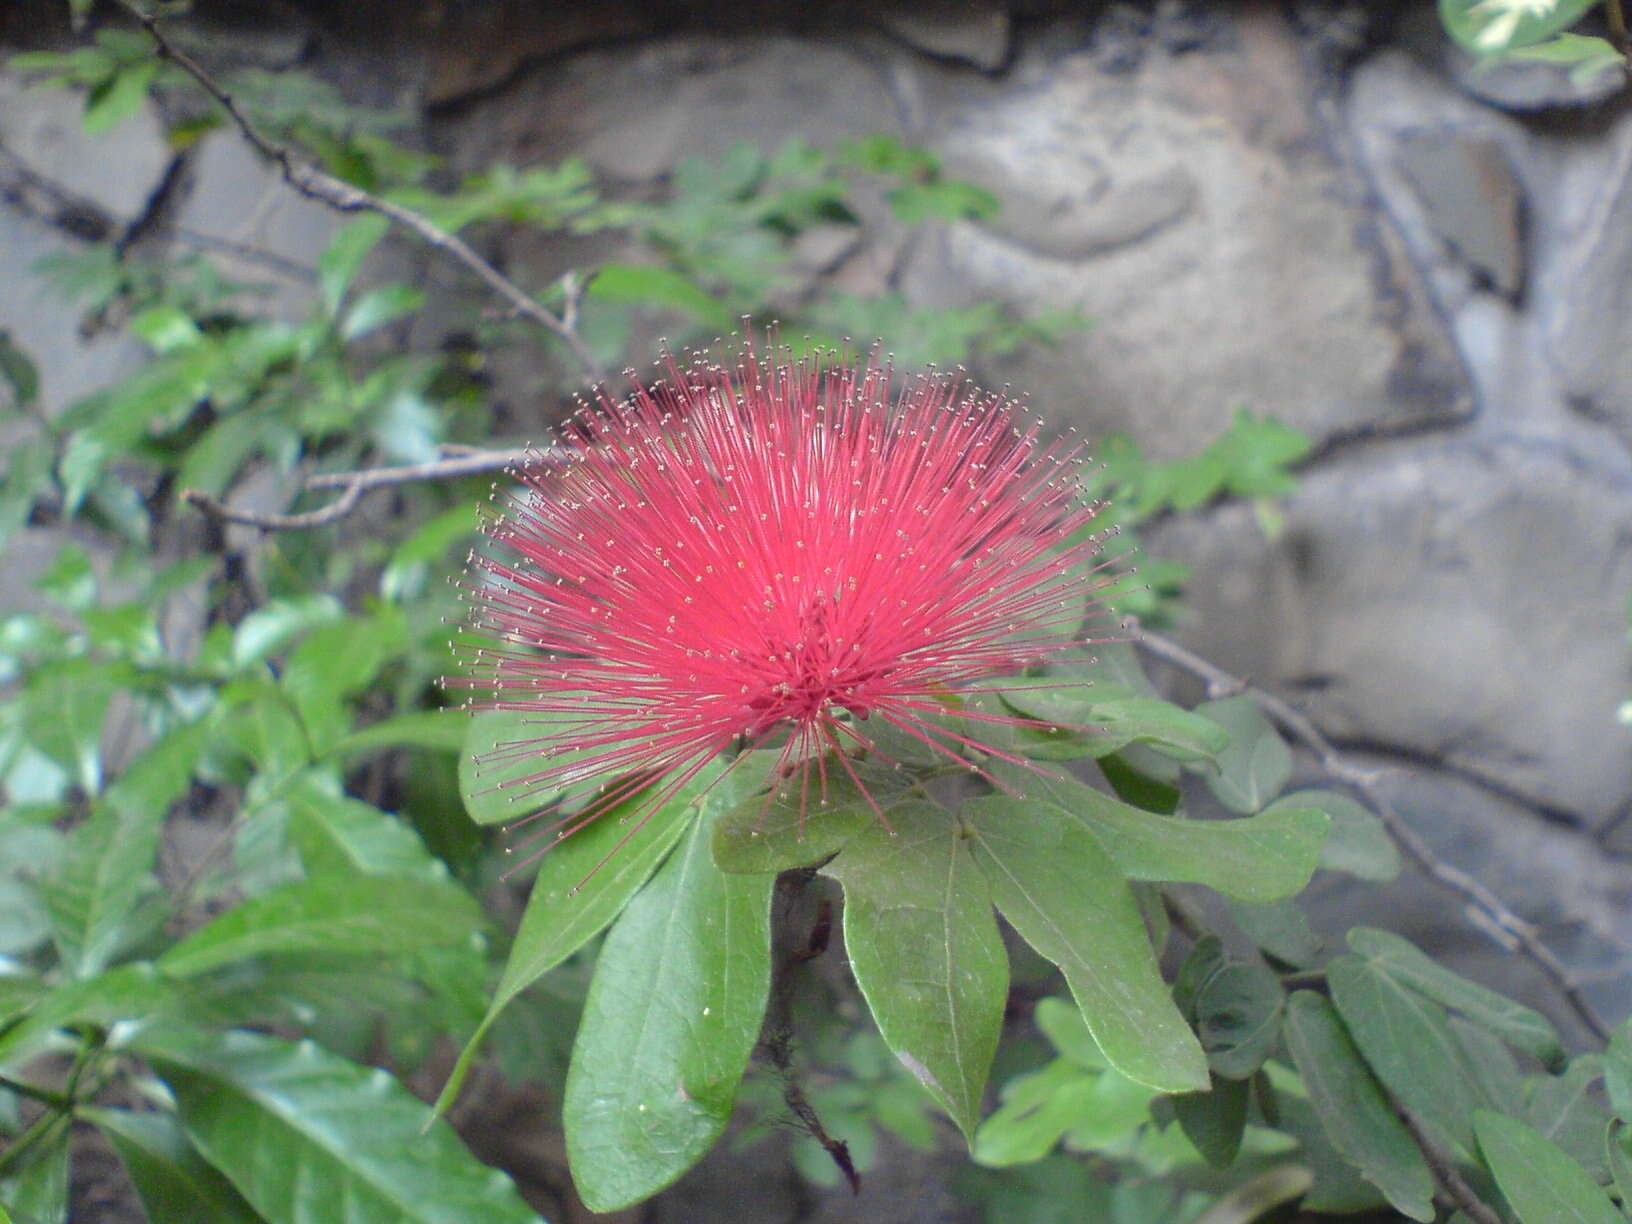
[463, 339, 1111, 845]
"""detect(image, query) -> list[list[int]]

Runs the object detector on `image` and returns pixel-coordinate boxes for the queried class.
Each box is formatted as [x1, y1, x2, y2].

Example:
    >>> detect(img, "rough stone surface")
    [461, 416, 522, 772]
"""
[1150, 436, 1632, 830]
[0, 68, 170, 219]
[451, 35, 906, 183]
[878, 2, 1012, 71]
[168, 131, 340, 317]
[905, 7, 1464, 458]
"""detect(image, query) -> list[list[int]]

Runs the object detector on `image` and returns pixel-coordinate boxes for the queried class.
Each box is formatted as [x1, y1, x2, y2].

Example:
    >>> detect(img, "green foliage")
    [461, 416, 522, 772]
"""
[1438, 0, 1627, 85]
[563, 793, 773, 1210]
[5, 11, 1624, 1223]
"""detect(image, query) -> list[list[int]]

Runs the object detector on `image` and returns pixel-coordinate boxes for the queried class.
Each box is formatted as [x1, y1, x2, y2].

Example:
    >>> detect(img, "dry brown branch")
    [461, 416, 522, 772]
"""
[1135, 624, 1613, 1044]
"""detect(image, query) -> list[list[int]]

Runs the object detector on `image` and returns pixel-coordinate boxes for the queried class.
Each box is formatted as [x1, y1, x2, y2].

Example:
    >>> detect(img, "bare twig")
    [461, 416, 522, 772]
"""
[184, 482, 363, 531]
[1607, 0, 1630, 62]
[1399, 1110, 1505, 1224]
[117, 2, 606, 385]
[760, 877, 859, 1193]
[182, 445, 574, 531]
[1135, 625, 1613, 1044]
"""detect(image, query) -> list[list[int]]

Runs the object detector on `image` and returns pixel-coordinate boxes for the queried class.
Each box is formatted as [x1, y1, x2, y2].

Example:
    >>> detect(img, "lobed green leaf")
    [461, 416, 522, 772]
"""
[964, 798, 1207, 1093]
[1346, 927, 1564, 1067]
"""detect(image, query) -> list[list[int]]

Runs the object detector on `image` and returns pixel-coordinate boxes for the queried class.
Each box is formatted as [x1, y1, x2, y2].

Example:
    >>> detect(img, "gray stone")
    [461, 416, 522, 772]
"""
[905, 10, 1463, 459]
[451, 36, 904, 184]
[878, 2, 1011, 72]
[0, 67, 170, 220]
[168, 131, 339, 317]
[1348, 50, 1632, 450]
[1394, 129, 1524, 298]
[0, 208, 149, 421]
[1536, 110, 1632, 439]
[1148, 434, 1632, 831]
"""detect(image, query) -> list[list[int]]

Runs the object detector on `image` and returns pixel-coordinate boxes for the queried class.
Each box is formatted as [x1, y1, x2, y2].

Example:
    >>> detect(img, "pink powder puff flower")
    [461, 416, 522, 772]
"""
[462, 339, 1113, 850]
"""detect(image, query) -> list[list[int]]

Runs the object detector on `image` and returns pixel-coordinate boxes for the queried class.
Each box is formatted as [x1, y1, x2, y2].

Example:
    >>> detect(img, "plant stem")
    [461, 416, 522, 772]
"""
[0, 1072, 72, 1110]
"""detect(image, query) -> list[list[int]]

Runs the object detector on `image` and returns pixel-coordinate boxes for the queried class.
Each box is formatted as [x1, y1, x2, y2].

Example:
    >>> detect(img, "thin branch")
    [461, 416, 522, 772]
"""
[182, 446, 573, 531]
[184, 481, 363, 531]
[1134, 625, 1613, 1044]
[1607, 0, 1630, 61]
[118, 2, 607, 385]
[1399, 1110, 1505, 1224]
[760, 877, 859, 1193]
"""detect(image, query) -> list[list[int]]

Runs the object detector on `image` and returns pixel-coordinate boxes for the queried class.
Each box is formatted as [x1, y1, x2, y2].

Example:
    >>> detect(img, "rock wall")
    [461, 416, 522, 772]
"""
[3, 0, 1631, 1216]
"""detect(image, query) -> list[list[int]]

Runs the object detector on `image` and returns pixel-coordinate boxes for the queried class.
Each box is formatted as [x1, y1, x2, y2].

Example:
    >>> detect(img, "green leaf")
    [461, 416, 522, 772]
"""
[1606, 1016, 1632, 1124]
[380, 503, 477, 602]
[1194, 962, 1283, 1079]
[218, 678, 311, 791]
[972, 1059, 1100, 1167]
[457, 706, 592, 826]
[1527, 1055, 1613, 1182]
[131, 304, 205, 354]
[1346, 927, 1564, 1067]
[1506, 32, 1627, 83]
[1438, 0, 1597, 55]
[435, 761, 725, 1119]
[231, 596, 345, 671]
[22, 656, 120, 793]
[1474, 1109, 1623, 1224]
[277, 775, 448, 881]
[1327, 954, 1489, 1154]
[0, 962, 168, 1070]
[1096, 750, 1181, 813]
[41, 722, 206, 978]
[83, 59, 157, 134]
[1282, 992, 1435, 1221]
[886, 179, 1001, 224]
[1034, 995, 1109, 1070]
[976, 775, 1327, 903]
[0, 1121, 68, 1224]
[563, 796, 773, 1211]
[1267, 789, 1399, 882]
[1171, 1075, 1250, 1167]
[1194, 697, 1291, 813]
[1452, 1017, 1526, 1116]
[158, 874, 480, 977]
[823, 801, 1008, 1141]
[712, 751, 902, 873]
[1231, 899, 1321, 967]
[136, 1028, 542, 1224]
[1606, 1122, 1632, 1215]
[964, 798, 1208, 1093]
[588, 263, 735, 330]
[85, 1107, 264, 1224]
[992, 695, 1233, 763]
[324, 711, 468, 759]
[319, 215, 391, 314]
[0, 331, 40, 410]
[340, 284, 425, 341]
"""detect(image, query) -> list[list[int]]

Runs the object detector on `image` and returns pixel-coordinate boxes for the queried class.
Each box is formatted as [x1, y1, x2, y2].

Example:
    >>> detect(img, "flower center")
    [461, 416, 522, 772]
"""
[737, 593, 880, 737]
